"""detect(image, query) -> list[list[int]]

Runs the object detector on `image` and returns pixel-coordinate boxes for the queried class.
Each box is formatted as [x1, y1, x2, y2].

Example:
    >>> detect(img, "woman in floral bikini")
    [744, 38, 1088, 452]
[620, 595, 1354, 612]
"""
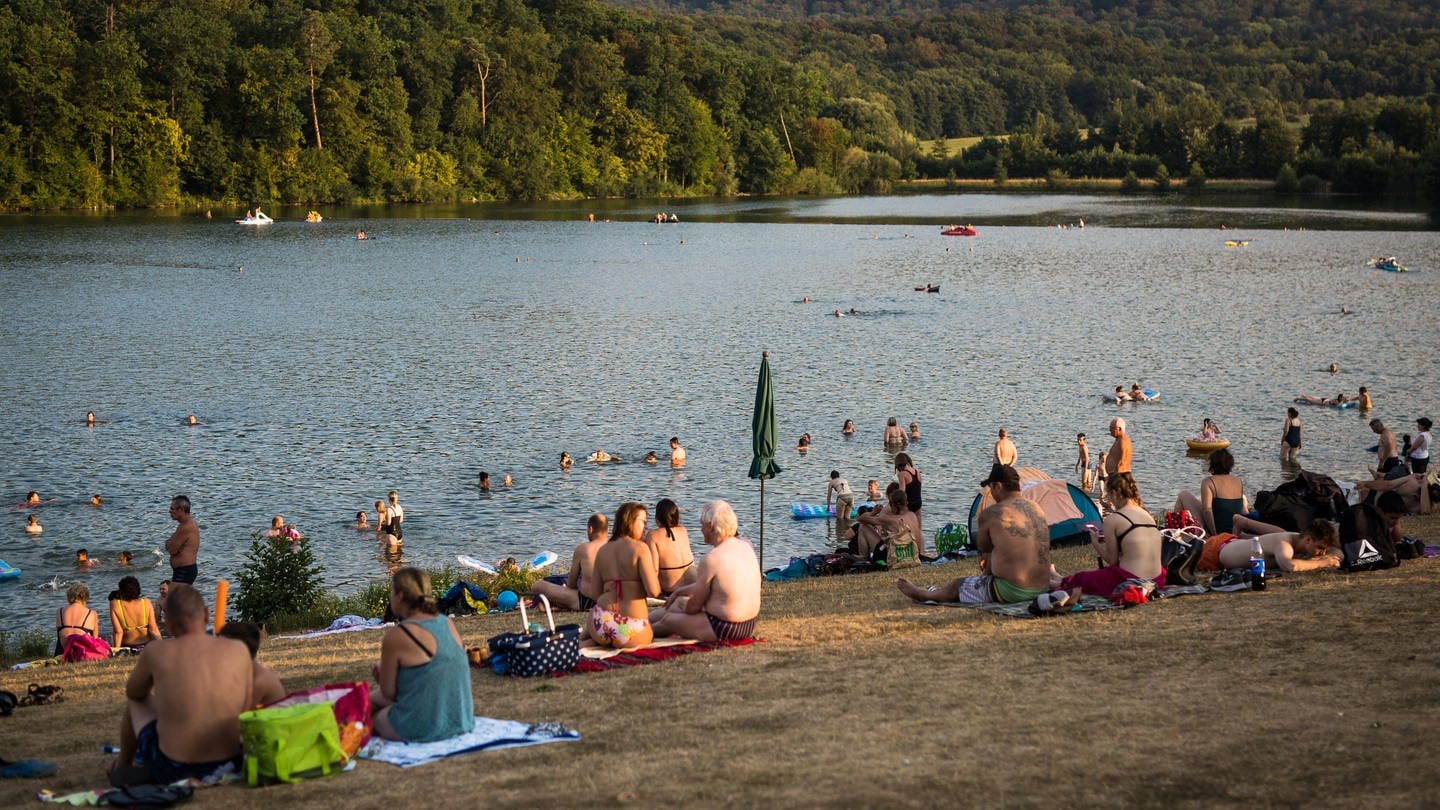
[589, 502, 661, 649]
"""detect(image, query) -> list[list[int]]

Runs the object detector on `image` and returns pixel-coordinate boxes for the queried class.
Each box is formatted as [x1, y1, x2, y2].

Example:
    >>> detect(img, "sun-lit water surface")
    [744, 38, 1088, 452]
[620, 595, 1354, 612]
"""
[1, 194, 1436, 632]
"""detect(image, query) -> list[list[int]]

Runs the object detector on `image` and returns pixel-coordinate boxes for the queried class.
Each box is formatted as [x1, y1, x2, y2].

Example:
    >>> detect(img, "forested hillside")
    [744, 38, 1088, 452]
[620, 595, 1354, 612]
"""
[1, 0, 1436, 210]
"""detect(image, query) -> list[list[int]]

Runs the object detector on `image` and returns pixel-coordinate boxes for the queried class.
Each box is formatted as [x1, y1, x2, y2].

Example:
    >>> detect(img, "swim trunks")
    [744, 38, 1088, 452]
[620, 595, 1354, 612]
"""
[953, 575, 1046, 605]
[170, 564, 197, 585]
[1197, 533, 1237, 572]
[135, 721, 239, 784]
[706, 613, 756, 642]
[590, 604, 649, 648]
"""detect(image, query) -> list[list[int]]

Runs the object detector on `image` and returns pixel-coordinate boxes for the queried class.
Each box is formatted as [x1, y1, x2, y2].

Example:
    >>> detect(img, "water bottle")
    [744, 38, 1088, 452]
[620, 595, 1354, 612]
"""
[1248, 536, 1266, 591]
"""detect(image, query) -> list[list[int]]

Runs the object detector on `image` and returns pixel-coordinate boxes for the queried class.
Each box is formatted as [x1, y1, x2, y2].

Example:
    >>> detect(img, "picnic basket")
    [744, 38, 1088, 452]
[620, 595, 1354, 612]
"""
[485, 594, 581, 677]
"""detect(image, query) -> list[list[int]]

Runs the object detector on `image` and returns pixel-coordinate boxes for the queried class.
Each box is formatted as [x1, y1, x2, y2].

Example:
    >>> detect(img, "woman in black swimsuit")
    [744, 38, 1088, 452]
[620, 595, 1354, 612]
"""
[894, 452, 923, 533]
[54, 583, 101, 655]
[645, 498, 695, 595]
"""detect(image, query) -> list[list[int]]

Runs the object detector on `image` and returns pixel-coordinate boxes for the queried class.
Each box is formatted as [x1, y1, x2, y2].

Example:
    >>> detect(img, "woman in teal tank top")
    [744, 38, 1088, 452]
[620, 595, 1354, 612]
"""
[372, 567, 474, 742]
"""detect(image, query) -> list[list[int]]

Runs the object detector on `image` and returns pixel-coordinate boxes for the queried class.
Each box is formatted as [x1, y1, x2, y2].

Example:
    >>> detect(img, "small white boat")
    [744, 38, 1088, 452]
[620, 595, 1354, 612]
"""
[236, 211, 274, 225]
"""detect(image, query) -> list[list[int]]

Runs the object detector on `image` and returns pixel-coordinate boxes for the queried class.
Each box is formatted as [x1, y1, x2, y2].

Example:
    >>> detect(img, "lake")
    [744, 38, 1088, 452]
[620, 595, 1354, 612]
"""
[1, 193, 1436, 633]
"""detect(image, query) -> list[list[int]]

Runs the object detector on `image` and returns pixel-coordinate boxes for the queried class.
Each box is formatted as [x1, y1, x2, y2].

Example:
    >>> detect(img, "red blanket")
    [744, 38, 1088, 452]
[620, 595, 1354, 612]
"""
[555, 638, 758, 676]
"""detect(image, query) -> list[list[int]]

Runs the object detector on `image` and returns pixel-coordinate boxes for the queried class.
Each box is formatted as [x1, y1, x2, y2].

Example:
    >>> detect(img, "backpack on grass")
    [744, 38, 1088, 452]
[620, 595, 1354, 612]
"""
[1337, 503, 1398, 572]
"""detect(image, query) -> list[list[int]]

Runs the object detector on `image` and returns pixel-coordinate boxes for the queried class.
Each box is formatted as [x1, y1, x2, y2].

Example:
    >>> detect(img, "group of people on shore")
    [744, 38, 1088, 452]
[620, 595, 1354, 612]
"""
[894, 393, 1433, 610]
[533, 499, 761, 649]
[94, 495, 760, 787]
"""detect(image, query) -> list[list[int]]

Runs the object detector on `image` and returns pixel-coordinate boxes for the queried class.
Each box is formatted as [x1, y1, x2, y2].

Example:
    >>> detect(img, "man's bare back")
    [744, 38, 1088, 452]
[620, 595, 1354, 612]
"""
[125, 628, 251, 765]
[977, 498, 1051, 591]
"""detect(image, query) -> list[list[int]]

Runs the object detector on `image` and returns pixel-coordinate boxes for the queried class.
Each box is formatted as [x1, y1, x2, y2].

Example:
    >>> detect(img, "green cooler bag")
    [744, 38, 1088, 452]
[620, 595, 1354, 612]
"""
[239, 701, 345, 785]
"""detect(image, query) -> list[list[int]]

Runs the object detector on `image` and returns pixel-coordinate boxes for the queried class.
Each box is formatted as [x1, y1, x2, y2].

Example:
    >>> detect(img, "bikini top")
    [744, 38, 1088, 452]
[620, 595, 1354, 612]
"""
[657, 528, 692, 571]
[57, 610, 97, 636]
[115, 599, 152, 633]
[1110, 509, 1158, 553]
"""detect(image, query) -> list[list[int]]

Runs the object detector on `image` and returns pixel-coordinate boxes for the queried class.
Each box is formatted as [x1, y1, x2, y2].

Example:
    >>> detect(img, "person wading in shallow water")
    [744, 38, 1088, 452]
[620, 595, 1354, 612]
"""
[165, 496, 199, 585]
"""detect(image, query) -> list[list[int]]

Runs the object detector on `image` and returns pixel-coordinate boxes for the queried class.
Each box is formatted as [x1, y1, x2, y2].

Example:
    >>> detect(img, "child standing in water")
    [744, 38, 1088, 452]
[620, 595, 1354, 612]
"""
[1075, 433, 1090, 489]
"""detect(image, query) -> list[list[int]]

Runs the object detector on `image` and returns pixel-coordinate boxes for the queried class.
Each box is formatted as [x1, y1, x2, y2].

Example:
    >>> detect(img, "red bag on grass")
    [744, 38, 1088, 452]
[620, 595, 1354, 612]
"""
[265, 682, 372, 758]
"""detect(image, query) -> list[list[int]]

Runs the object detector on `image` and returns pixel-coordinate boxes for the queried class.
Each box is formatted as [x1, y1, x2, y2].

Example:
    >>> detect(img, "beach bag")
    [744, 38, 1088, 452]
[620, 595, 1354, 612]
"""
[885, 526, 920, 570]
[239, 702, 346, 786]
[264, 682, 372, 758]
[60, 632, 112, 663]
[1337, 503, 1398, 572]
[486, 595, 580, 677]
[933, 522, 970, 554]
[1161, 526, 1207, 586]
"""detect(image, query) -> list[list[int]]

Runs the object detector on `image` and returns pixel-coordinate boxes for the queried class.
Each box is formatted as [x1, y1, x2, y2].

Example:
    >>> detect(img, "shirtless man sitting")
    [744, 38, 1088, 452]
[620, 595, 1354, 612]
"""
[532, 513, 608, 611]
[898, 464, 1052, 604]
[111, 584, 252, 785]
[650, 500, 761, 642]
[855, 487, 922, 560]
[1205, 515, 1341, 572]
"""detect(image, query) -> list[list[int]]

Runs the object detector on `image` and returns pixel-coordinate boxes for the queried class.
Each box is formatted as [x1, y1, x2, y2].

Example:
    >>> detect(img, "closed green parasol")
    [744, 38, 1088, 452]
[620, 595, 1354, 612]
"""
[748, 351, 781, 566]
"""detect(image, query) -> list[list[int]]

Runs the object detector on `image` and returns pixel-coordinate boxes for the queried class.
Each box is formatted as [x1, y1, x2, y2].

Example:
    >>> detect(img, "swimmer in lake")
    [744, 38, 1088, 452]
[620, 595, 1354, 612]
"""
[560, 451, 574, 471]
[797, 433, 812, 452]
[589, 449, 615, 463]
[25, 491, 42, 506]
[118, 551, 133, 566]
[842, 419, 856, 436]
[1329, 363, 1339, 374]
[503, 474, 512, 487]
[185, 414, 198, 426]
[477, 472, 491, 491]
[86, 411, 96, 425]
[75, 549, 99, 568]
[90, 495, 103, 507]
[354, 511, 370, 529]
[644, 451, 658, 464]
[833, 309, 844, 317]
[25, 514, 42, 534]
[909, 422, 921, 441]
[356, 229, 369, 240]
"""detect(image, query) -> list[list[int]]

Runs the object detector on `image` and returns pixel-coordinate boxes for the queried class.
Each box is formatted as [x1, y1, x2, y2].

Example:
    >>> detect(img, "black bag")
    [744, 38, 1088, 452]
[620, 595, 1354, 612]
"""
[1337, 503, 1398, 572]
[1255, 469, 1348, 531]
[1395, 536, 1424, 560]
[1161, 527, 1206, 586]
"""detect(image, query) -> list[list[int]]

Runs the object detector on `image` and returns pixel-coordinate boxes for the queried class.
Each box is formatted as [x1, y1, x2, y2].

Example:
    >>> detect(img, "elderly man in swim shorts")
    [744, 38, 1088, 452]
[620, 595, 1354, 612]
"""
[532, 513, 608, 611]
[165, 495, 199, 585]
[650, 500, 760, 642]
[898, 464, 1052, 604]
[110, 584, 252, 786]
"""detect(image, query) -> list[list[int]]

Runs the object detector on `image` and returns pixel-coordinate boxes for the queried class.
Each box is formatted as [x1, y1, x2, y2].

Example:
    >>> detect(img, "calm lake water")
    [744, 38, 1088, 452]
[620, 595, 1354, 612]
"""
[2, 193, 1436, 632]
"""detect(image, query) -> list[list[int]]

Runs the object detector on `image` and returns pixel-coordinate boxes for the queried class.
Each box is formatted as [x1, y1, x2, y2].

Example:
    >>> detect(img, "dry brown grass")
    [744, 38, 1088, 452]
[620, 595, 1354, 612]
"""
[5, 517, 1439, 808]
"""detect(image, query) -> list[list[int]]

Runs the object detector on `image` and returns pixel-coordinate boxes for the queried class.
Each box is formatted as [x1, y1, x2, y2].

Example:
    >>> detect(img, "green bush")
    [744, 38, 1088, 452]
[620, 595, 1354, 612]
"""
[1154, 164, 1171, 191]
[0, 628, 53, 666]
[231, 531, 325, 631]
[1274, 163, 1300, 193]
[1120, 170, 1141, 192]
[1186, 161, 1207, 188]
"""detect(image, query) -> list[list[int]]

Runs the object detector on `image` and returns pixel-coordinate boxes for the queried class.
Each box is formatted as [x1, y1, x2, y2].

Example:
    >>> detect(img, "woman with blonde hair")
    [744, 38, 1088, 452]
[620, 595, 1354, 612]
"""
[55, 583, 101, 655]
[589, 502, 661, 649]
[371, 566, 472, 742]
